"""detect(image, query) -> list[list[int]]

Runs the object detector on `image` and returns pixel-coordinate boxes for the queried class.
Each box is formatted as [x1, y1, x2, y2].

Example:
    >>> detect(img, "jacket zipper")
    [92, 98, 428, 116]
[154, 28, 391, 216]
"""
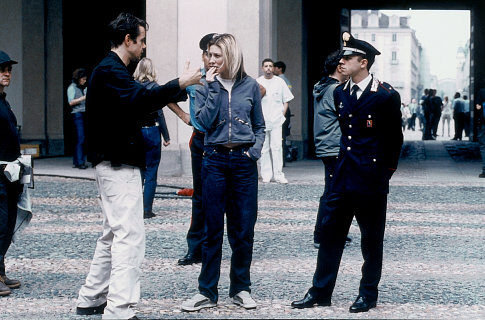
[228, 99, 232, 142]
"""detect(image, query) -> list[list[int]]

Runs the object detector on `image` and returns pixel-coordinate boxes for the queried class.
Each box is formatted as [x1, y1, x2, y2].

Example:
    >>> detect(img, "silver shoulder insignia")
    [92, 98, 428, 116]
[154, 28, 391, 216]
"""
[343, 80, 350, 90]
[370, 76, 380, 92]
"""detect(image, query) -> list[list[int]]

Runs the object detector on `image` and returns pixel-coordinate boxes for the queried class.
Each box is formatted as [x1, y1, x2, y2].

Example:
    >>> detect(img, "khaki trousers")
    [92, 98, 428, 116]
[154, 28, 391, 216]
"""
[77, 162, 145, 319]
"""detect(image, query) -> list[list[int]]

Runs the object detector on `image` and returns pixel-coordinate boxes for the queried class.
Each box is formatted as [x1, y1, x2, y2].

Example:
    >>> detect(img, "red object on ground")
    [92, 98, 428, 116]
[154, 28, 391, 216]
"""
[177, 188, 194, 197]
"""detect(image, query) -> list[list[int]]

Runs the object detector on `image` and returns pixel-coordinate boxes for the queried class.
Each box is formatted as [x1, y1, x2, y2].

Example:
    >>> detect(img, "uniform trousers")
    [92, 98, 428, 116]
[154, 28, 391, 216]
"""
[0, 173, 22, 277]
[77, 162, 145, 319]
[309, 191, 387, 301]
[185, 130, 205, 256]
[313, 156, 338, 244]
[260, 125, 285, 181]
[198, 145, 258, 302]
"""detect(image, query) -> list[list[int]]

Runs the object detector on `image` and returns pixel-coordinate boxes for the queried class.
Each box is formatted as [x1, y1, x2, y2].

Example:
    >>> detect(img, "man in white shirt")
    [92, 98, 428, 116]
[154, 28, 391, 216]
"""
[256, 59, 294, 183]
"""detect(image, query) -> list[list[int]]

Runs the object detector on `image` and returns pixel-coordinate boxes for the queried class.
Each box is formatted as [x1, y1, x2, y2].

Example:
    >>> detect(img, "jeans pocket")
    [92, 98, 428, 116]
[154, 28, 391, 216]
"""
[203, 148, 217, 159]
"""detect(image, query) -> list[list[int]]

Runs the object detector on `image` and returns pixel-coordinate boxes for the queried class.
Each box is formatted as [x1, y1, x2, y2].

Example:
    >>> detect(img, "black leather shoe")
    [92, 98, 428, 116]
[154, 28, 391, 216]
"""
[178, 252, 202, 266]
[144, 211, 156, 219]
[479, 173, 485, 178]
[349, 295, 376, 313]
[291, 291, 331, 309]
[76, 302, 107, 315]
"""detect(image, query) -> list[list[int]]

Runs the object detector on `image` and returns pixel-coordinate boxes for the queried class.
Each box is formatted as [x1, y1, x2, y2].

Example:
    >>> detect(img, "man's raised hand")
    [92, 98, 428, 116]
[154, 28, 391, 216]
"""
[179, 60, 202, 89]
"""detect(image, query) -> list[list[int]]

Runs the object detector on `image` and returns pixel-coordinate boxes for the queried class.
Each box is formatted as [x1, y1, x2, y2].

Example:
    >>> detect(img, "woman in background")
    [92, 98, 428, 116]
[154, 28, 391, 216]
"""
[441, 96, 452, 138]
[67, 68, 88, 169]
[133, 58, 170, 219]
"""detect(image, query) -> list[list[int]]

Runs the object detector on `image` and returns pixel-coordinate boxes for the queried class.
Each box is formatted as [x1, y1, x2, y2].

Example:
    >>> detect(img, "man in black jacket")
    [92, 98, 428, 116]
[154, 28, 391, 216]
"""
[75, 13, 201, 320]
[0, 50, 23, 297]
[292, 32, 403, 313]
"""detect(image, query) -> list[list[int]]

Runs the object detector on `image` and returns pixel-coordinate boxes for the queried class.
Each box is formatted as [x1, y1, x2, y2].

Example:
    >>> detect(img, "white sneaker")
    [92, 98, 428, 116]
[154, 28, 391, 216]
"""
[232, 291, 257, 309]
[275, 177, 288, 184]
[181, 293, 216, 312]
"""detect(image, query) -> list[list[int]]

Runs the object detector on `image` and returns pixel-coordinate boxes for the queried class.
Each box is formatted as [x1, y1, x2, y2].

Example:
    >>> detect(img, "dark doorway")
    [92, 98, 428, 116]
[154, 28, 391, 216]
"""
[62, 1, 145, 156]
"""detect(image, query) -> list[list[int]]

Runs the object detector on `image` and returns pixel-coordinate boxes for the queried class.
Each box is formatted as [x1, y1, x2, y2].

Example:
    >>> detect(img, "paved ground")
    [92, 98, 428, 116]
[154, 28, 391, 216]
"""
[1, 134, 484, 319]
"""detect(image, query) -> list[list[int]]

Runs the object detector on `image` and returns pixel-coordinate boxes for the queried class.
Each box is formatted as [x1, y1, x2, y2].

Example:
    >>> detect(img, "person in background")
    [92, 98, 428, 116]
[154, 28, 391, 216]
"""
[475, 87, 485, 178]
[401, 103, 411, 132]
[274, 61, 293, 165]
[67, 68, 88, 169]
[133, 58, 171, 219]
[0, 50, 22, 297]
[441, 96, 452, 138]
[421, 89, 434, 140]
[178, 33, 214, 266]
[452, 92, 465, 141]
[257, 58, 294, 183]
[430, 89, 442, 138]
[181, 33, 265, 312]
[407, 98, 417, 131]
[463, 95, 470, 138]
[312, 50, 351, 249]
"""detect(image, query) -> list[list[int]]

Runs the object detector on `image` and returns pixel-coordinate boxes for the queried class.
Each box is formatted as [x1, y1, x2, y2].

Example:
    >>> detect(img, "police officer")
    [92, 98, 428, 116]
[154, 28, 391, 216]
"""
[291, 32, 403, 313]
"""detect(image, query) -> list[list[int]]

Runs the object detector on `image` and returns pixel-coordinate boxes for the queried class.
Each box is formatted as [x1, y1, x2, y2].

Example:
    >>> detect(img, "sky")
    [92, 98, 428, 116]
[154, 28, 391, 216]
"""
[381, 10, 470, 80]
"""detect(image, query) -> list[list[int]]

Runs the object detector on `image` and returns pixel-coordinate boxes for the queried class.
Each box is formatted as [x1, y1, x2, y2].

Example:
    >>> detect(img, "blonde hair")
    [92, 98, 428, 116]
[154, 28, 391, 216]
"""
[133, 57, 157, 83]
[209, 33, 245, 81]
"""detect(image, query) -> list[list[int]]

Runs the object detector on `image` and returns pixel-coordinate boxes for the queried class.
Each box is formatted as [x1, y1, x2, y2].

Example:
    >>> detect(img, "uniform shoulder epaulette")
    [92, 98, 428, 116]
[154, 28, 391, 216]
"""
[378, 80, 394, 94]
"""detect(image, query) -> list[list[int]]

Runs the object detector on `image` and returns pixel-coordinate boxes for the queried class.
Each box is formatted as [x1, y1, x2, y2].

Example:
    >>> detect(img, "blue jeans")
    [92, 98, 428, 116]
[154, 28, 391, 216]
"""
[186, 130, 205, 256]
[198, 145, 258, 302]
[141, 126, 161, 214]
[73, 112, 86, 166]
[0, 174, 22, 276]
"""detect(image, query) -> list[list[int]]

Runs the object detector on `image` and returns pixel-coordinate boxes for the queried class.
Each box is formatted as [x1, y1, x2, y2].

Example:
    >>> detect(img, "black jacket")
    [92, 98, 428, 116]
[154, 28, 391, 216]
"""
[0, 92, 20, 162]
[333, 76, 403, 195]
[86, 52, 186, 168]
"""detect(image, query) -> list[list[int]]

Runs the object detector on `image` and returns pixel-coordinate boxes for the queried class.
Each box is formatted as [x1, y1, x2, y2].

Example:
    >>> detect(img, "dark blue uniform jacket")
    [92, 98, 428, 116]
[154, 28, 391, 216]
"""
[332, 76, 403, 195]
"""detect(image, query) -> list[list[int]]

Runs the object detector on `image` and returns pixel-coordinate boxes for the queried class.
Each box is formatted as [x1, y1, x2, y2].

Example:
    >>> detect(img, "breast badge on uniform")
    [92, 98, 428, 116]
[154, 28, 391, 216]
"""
[367, 120, 373, 128]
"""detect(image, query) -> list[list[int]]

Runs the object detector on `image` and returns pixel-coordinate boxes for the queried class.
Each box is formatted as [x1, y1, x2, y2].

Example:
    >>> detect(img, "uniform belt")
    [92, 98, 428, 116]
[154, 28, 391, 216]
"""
[194, 129, 205, 135]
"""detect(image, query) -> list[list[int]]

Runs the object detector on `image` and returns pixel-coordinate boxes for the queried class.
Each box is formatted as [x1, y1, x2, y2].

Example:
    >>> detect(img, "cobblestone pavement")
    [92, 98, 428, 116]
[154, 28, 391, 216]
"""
[1, 139, 484, 319]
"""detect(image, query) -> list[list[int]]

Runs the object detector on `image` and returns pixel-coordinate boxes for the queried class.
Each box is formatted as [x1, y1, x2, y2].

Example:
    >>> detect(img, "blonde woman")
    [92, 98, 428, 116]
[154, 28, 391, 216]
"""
[133, 58, 170, 219]
[181, 34, 265, 311]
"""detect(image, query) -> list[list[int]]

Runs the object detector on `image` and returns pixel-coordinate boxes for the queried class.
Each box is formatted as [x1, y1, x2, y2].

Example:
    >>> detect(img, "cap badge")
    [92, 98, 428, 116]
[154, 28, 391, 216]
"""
[342, 32, 351, 46]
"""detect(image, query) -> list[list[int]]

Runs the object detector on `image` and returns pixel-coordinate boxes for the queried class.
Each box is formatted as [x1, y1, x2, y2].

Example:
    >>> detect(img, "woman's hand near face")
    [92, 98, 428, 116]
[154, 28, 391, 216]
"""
[205, 67, 219, 83]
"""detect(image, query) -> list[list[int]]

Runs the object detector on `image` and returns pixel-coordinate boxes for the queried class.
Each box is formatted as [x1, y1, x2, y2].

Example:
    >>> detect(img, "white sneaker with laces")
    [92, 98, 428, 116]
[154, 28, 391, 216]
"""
[181, 293, 216, 312]
[275, 176, 288, 184]
[232, 291, 257, 309]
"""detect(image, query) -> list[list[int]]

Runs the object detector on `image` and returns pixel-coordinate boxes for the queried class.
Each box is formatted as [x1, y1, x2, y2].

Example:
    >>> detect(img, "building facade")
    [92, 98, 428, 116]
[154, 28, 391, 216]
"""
[351, 10, 422, 104]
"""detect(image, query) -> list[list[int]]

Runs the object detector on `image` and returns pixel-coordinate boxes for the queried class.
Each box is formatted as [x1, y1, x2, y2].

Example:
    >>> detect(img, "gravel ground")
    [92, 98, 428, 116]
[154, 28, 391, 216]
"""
[1, 141, 484, 319]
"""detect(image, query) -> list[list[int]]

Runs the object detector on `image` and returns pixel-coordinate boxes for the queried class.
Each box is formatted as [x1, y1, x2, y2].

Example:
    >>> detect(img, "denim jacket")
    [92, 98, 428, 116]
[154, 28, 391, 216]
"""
[195, 74, 265, 160]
